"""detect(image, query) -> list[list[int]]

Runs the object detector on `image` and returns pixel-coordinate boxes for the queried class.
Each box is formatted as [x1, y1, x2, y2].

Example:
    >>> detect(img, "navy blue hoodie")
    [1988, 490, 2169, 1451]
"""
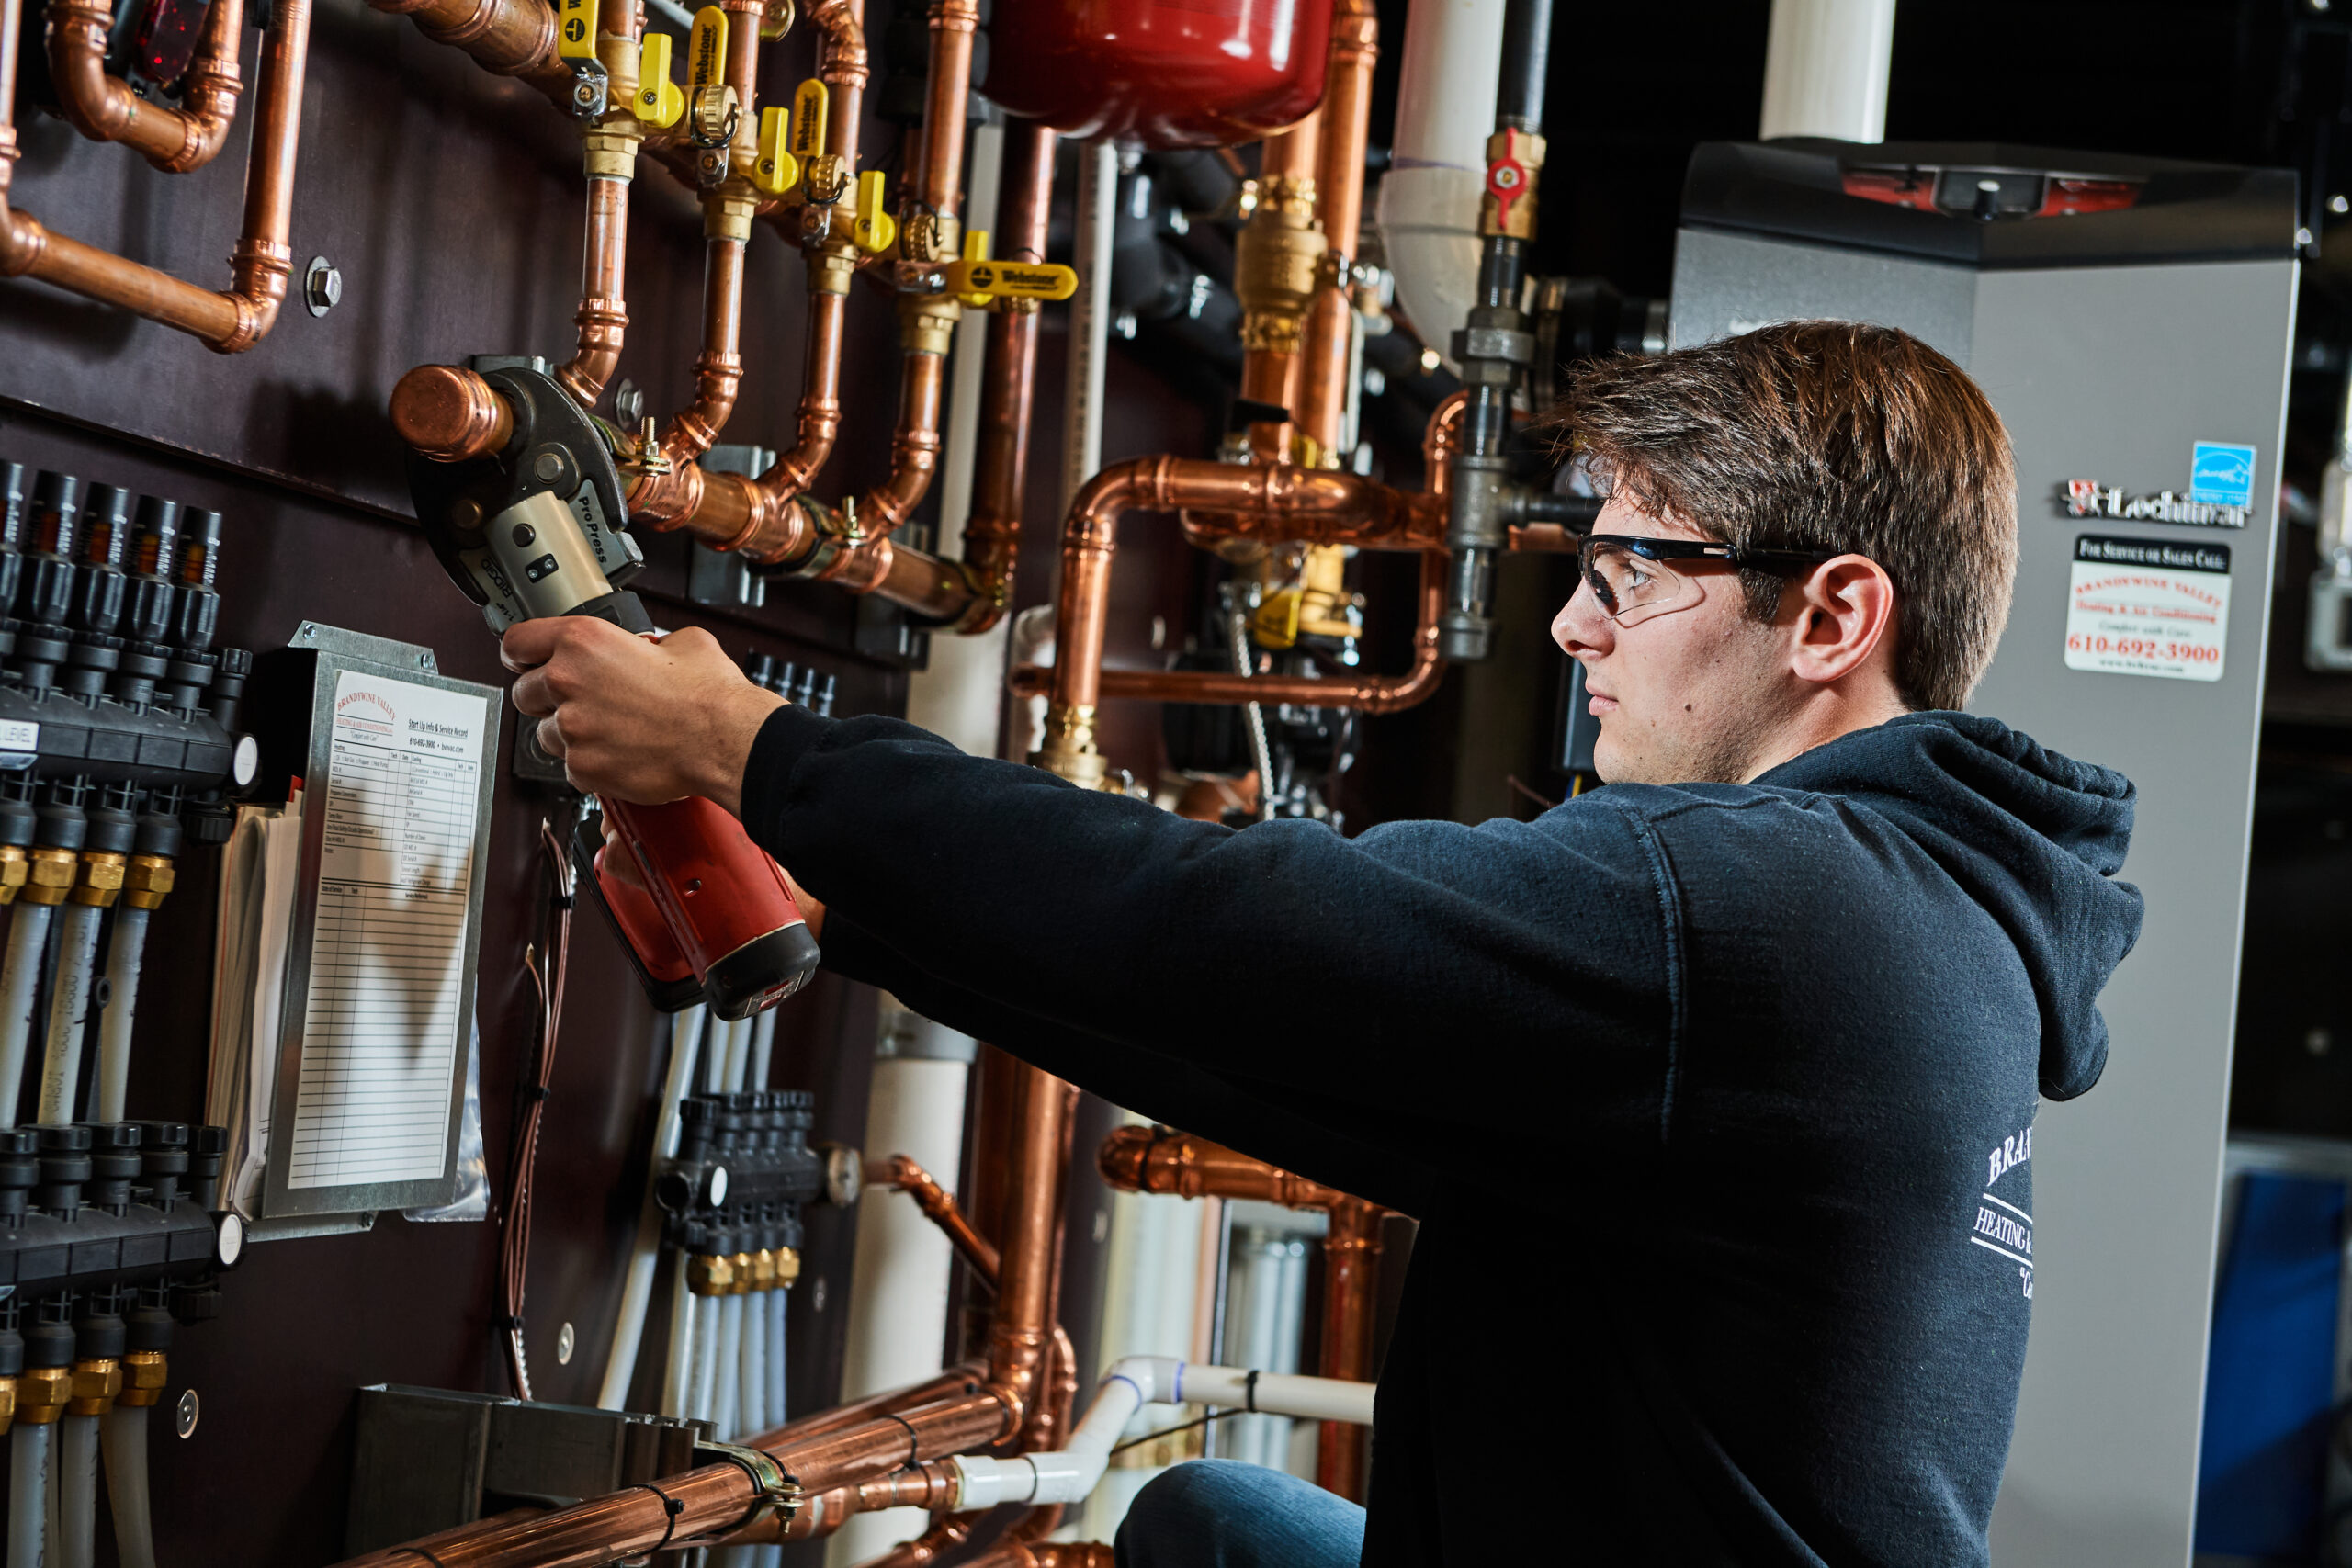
[738, 706, 2143, 1566]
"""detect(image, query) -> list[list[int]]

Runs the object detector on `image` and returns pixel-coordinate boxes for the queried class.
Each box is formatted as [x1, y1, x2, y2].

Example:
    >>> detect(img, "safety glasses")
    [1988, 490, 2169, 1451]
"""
[1577, 534, 1845, 626]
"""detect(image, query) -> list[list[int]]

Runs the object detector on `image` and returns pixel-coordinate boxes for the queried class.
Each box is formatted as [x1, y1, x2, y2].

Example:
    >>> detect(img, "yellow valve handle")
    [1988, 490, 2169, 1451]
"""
[557, 0, 595, 59]
[789, 79, 828, 162]
[853, 169, 896, 254]
[954, 230, 991, 308]
[944, 254, 1079, 304]
[687, 5, 727, 89]
[751, 106, 798, 197]
[632, 32, 684, 127]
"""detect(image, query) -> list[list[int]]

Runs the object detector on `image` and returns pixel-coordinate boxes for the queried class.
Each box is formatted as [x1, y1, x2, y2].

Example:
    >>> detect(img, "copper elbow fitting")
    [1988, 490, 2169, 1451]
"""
[390, 365, 514, 462]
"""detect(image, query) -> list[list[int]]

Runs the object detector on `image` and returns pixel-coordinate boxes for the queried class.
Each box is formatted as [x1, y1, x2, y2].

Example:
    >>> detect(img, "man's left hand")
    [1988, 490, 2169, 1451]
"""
[503, 617, 783, 815]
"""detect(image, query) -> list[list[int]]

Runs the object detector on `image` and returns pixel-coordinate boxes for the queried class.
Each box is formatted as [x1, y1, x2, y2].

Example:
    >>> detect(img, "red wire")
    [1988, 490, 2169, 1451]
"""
[500, 819, 574, 1399]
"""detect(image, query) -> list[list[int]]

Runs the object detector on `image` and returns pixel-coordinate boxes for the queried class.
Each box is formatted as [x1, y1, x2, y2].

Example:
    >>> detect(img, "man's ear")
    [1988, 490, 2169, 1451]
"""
[1787, 556, 1899, 688]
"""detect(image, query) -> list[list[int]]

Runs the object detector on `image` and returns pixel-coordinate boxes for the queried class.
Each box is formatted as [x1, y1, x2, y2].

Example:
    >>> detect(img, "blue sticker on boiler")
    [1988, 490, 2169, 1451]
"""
[2190, 442, 2257, 509]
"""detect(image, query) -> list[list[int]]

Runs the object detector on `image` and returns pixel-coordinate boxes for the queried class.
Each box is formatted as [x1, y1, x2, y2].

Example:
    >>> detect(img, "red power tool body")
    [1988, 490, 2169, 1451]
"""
[402, 365, 820, 1019]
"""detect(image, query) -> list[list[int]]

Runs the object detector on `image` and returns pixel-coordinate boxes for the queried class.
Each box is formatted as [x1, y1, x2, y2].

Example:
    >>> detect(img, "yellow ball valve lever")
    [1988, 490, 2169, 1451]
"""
[751, 106, 799, 197]
[954, 230, 992, 309]
[853, 169, 897, 254]
[687, 6, 728, 89]
[632, 32, 684, 128]
[944, 252, 1079, 307]
[556, 0, 596, 59]
[789, 79, 828, 164]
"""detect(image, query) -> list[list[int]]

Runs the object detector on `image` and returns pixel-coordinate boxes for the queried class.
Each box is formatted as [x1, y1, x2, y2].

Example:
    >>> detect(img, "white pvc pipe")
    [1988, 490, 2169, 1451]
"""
[661, 1253, 697, 1418]
[95, 905, 150, 1123]
[99, 1407, 154, 1568]
[0, 903, 54, 1127]
[9, 1423, 48, 1568]
[950, 1359, 1375, 1511]
[711, 1292, 743, 1438]
[1759, 0, 1897, 143]
[599, 1005, 707, 1411]
[1062, 141, 1117, 513]
[748, 1010, 776, 1093]
[690, 1291, 721, 1422]
[741, 1289, 767, 1438]
[1375, 0, 1506, 370]
[58, 1414, 97, 1568]
[39, 902, 105, 1123]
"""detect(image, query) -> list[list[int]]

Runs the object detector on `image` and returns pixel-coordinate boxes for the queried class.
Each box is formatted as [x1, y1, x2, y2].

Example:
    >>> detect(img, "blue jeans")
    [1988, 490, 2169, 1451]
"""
[1114, 1460, 1366, 1568]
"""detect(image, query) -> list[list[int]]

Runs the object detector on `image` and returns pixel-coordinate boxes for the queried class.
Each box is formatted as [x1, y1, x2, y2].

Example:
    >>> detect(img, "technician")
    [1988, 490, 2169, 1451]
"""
[503, 321, 2144, 1568]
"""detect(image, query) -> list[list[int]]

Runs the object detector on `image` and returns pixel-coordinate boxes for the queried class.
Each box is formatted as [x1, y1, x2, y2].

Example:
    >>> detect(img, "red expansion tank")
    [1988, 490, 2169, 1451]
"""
[983, 0, 1332, 149]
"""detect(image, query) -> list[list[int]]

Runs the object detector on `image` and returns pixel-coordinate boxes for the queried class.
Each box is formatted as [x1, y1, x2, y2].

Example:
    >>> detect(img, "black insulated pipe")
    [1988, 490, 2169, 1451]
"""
[1496, 0, 1552, 131]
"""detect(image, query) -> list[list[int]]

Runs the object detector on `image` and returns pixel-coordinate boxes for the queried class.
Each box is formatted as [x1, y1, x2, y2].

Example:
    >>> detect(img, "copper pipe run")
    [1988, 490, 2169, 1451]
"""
[2, 0, 305, 350]
[913, 0, 978, 224]
[846, 1512, 978, 1568]
[1097, 1126, 1385, 1503]
[48, 0, 243, 171]
[552, 0, 644, 412]
[735, 1363, 984, 1453]
[868, 1154, 1001, 1287]
[1295, 0, 1377, 462]
[959, 1544, 1115, 1568]
[985, 1064, 1074, 1448]
[367, 0, 564, 85]
[958, 118, 1057, 633]
[842, 347, 946, 538]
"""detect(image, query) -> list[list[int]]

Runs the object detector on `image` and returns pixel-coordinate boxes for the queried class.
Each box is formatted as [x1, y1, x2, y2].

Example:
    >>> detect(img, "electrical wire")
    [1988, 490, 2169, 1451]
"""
[1108, 1406, 1242, 1458]
[498, 818, 576, 1399]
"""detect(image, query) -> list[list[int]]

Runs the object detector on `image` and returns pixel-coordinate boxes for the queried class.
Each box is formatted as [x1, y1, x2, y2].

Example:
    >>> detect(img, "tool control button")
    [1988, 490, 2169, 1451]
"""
[512, 523, 537, 548]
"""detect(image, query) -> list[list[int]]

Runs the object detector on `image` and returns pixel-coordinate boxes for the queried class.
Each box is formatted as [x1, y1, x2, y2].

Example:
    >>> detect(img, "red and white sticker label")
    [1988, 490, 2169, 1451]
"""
[2064, 535, 2231, 682]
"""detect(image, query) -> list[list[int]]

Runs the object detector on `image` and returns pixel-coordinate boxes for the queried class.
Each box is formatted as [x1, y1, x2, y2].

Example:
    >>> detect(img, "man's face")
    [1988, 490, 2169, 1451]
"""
[1552, 497, 1800, 785]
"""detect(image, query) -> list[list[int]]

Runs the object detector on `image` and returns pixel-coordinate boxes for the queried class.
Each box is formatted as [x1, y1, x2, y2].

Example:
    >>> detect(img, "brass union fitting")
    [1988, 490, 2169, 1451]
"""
[751, 1248, 778, 1292]
[18, 1364, 72, 1426]
[687, 1253, 737, 1296]
[808, 237, 856, 296]
[22, 847, 76, 907]
[122, 853, 175, 911]
[0, 844, 24, 906]
[706, 190, 758, 244]
[67, 1358, 121, 1416]
[729, 1251, 755, 1295]
[773, 1246, 801, 1287]
[582, 120, 644, 181]
[1035, 704, 1109, 792]
[0, 1375, 15, 1435]
[117, 1351, 167, 1409]
[71, 851, 126, 908]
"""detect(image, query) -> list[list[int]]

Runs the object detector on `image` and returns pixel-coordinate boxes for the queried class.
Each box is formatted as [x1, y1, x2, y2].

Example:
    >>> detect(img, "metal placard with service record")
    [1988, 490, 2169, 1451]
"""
[260, 624, 501, 1217]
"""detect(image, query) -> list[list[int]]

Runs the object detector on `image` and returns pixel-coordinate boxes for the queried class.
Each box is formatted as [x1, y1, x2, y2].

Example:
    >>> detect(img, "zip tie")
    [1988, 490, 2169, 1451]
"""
[1243, 1370, 1260, 1414]
[882, 1409, 921, 1470]
[630, 1483, 687, 1553]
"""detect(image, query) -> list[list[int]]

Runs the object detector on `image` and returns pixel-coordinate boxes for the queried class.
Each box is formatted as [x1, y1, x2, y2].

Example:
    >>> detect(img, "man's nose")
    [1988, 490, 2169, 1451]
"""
[1554, 576, 1611, 656]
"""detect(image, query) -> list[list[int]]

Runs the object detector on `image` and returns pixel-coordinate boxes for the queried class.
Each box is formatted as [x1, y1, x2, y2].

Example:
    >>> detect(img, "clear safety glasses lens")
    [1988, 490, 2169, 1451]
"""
[1580, 540, 1704, 627]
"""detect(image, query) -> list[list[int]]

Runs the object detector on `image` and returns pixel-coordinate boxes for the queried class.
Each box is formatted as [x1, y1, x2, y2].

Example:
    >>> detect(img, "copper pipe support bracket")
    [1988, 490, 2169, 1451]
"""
[687, 1437, 803, 1537]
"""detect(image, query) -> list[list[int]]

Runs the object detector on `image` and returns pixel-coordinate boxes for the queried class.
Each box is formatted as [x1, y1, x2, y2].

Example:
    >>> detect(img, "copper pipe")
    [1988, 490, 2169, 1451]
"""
[1014, 549, 1445, 715]
[736, 1364, 984, 1453]
[844, 1512, 978, 1567]
[1098, 1126, 1349, 1208]
[1424, 388, 1466, 494]
[1295, 0, 1376, 463]
[1237, 112, 1320, 460]
[959, 1544, 1116, 1568]
[48, 0, 243, 172]
[1315, 1198, 1382, 1500]
[747, 287, 850, 521]
[368, 0, 563, 84]
[2, 0, 306, 351]
[985, 1064, 1073, 1444]
[959, 118, 1057, 634]
[392, 365, 516, 462]
[806, 0, 867, 158]
[850, 348, 946, 537]
[915, 0, 978, 221]
[552, 169, 633, 408]
[869, 1154, 1001, 1287]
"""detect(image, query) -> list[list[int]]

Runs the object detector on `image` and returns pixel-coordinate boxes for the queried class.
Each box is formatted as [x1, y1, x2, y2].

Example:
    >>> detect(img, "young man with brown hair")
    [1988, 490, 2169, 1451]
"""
[503, 321, 2144, 1566]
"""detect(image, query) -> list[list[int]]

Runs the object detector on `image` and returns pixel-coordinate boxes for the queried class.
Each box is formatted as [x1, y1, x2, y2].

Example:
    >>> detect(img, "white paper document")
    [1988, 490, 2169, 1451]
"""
[285, 671, 488, 1190]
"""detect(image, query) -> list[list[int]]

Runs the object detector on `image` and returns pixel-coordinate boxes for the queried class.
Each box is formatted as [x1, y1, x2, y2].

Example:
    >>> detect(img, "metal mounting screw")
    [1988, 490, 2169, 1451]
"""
[556, 1322, 576, 1365]
[302, 256, 341, 318]
[175, 1388, 200, 1438]
[613, 378, 645, 426]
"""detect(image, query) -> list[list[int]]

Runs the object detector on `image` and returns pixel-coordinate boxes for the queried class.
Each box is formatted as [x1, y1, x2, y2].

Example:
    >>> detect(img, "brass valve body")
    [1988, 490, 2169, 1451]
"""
[122, 852, 176, 910]
[1234, 175, 1323, 355]
[1035, 704, 1110, 792]
[68, 1357, 121, 1416]
[71, 851, 127, 908]
[118, 1351, 167, 1408]
[22, 847, 77, 907]
[18, 1364, 73, 1425]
